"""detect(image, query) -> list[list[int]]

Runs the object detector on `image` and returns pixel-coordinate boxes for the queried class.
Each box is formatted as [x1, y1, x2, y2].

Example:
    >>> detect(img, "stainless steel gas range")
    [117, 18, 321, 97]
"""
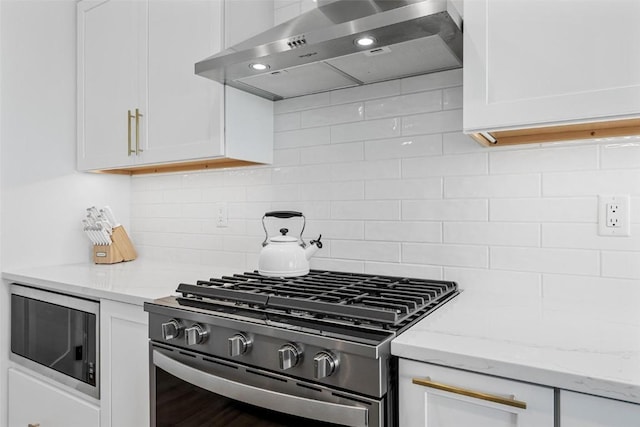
[144, 270, 458, 427]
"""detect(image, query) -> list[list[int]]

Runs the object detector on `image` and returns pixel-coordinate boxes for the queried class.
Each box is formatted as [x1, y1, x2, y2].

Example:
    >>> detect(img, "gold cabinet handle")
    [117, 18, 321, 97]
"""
[127, 110, 135, 156]
[28, 424, 40, 427]
[412, 377, 527, 410]
[135, 108, 143, 154]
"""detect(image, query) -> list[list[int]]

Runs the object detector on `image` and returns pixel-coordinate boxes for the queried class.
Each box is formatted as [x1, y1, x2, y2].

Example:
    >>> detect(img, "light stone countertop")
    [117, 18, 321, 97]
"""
[391, 288, 640, 405]
[4, 262, 640, 405]
[2, 260, 237, 306]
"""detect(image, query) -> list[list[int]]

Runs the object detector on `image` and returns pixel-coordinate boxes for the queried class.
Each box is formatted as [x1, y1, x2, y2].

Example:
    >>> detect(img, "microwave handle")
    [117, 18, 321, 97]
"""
[153, 350, 368, 427]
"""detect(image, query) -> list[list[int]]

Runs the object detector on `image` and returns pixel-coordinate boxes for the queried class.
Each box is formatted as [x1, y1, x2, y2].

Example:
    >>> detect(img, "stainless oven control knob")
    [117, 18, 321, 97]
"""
[161, 319, 183, 341]
[313, 351, 338, 379]
[185, 324, 208, 345]
[278, 343, 302, 370]
[228, 333, 251, 357]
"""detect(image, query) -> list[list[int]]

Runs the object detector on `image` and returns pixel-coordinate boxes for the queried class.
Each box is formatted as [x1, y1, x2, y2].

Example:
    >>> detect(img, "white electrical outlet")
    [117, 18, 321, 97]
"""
[215, 202, 228, 228]
[598, 195, 631, 236]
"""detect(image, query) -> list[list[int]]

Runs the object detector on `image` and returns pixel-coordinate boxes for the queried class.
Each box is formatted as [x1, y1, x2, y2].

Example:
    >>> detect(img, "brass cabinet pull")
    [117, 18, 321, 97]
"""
[135, 108, 143, 154]
[412, 377, 527, 410]
[127, 110, 135, 156]
[28, 424, 40, 427]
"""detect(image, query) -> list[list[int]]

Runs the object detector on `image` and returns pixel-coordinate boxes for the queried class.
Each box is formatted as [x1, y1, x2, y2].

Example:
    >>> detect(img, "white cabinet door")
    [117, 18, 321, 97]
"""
[78, 0, 274, 172]
[463, 0, 640, 133]
[561, 390, 640, 427]
[100, 299, 149, 427]
[78, 0, 146, 171]
[224, 0, 274, 49]
[8, 368, 100, 427]
[399, 359, 554, 427]
[140, 0, 225, 165]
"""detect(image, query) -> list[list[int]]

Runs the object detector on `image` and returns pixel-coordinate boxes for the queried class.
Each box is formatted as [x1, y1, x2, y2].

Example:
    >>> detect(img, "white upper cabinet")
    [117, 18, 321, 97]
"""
[463, 0, 640, 145]
[77, 0, 273, 173]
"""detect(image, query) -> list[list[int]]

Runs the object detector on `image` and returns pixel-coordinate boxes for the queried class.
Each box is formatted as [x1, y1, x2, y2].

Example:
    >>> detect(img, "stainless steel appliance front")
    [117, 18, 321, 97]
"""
[151, 343, 383, 427]
[10, 284, 100, 399]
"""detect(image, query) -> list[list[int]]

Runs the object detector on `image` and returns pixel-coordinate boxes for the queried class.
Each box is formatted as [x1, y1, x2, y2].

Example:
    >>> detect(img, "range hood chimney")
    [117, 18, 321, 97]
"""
[195, 0, 463, 101]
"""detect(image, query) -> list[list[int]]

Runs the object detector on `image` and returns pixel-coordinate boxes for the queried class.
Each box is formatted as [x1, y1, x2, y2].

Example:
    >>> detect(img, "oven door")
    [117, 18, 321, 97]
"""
[151, 344, 383, 427]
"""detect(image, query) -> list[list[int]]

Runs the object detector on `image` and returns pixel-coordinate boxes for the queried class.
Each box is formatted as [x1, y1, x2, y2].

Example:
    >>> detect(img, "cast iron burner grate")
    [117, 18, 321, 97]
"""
[175, 270, 457, 329]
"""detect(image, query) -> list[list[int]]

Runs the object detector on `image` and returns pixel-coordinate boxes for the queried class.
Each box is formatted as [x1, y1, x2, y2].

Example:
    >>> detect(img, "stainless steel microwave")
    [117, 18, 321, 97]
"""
[10, 284, 100, 399]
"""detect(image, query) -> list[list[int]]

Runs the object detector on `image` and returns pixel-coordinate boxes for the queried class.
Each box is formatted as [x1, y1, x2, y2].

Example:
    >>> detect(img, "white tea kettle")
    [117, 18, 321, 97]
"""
[258, 211, 322, 277]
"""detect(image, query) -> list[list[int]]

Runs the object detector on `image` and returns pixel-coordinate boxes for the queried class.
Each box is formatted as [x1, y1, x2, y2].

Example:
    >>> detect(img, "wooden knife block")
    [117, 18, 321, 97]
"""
[93, 225, 137, 264]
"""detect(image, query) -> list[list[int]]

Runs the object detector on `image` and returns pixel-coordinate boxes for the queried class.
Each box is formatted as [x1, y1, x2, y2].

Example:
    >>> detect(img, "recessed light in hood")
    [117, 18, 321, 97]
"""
[195, 0, 463, 101]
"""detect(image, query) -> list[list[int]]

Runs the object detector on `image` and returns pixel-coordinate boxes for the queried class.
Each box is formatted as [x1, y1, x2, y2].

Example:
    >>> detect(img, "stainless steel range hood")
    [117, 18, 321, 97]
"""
[195, 0, 463, 101]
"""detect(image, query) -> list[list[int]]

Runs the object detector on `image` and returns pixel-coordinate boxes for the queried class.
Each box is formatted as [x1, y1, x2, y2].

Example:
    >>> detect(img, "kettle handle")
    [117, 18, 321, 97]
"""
[264, 211, 303, 218]
[261, 211, 306, 247]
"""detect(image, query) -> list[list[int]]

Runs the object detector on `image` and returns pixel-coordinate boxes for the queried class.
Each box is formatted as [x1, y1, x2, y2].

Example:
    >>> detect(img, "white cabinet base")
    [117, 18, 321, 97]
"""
[399, 359, 554, 427]
[8, 368, 100, 427]
[561, 390, 640, 427]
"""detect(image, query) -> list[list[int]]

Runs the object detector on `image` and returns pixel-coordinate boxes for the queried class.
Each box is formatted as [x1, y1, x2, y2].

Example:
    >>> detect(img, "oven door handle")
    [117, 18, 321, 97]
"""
[153, 350, 369, 427]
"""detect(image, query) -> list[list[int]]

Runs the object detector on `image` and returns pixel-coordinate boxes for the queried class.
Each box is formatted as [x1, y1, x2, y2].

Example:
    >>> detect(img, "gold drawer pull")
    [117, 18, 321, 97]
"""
[127, 110, 135, 156]
[135, 108, 143, 154]
[28, 424, 40, 427]
[412, 377, 527, 410]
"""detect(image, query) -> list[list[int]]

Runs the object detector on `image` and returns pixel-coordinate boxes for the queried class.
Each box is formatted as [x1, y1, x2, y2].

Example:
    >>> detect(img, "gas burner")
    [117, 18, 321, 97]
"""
[175, 270, 457, 332]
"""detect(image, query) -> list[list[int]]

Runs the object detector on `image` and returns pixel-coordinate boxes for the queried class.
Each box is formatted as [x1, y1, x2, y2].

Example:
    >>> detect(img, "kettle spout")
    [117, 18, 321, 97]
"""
[305, 235, 323, 260]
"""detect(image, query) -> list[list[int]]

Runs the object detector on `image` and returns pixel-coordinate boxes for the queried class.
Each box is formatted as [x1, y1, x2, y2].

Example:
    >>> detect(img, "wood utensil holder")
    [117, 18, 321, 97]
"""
[92, 225, 137, 264]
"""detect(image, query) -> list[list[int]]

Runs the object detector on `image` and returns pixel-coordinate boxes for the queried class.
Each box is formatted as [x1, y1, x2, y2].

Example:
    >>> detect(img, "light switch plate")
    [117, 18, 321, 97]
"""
[598, 195, 631, 236]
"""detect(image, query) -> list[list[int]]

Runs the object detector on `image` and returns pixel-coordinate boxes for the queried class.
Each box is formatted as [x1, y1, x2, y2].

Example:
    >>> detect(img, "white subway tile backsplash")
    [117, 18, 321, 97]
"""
[403, 153, 488, 178]
[271, 164, 327, 184]
[490, 198, 596, 222]
[403, 243, 488, 268]
[365, 90, 442, 119]
[443, 86, 463, 110]
[273, 148, 300, 166]
[330, 159, 401, 181]
[402, 109, 463, 136]
[201, 186, 247, 202]
[275, 127, 331, 149]
[300, 102, 364, 128]
[491, 247, 600, 275]
[310, 258, 365, 273]
[331, 240, 401, 262]
[444, 222, 540, 247]
[132, 69, 638, 291]
[365, 221, 442, 243]
[365, 262, 443, 279]
[601, 251, 640, 279]
[401, 69, 462, 93]
[364, 134, 442, 160]
[365, 178, 442, 200]
[444, 174, 540, 198]
[442, 132, 485, 154]
[600, 139, 640, 169]
[246, 184, 300, 202]
[402, 199, 488, 221]
[331, 117, 401, 144]
[305, 220, 365, 240]
[299, 181, 364, 201]
[299, 142, 363, 164]
[490, 145, 598, 174]
[274, 111, 301, 132]
[331, 200, 400, 220]
[542, 223, 640, 251]
[543, 170, 640, 196]
[444, 267, 541, 296]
